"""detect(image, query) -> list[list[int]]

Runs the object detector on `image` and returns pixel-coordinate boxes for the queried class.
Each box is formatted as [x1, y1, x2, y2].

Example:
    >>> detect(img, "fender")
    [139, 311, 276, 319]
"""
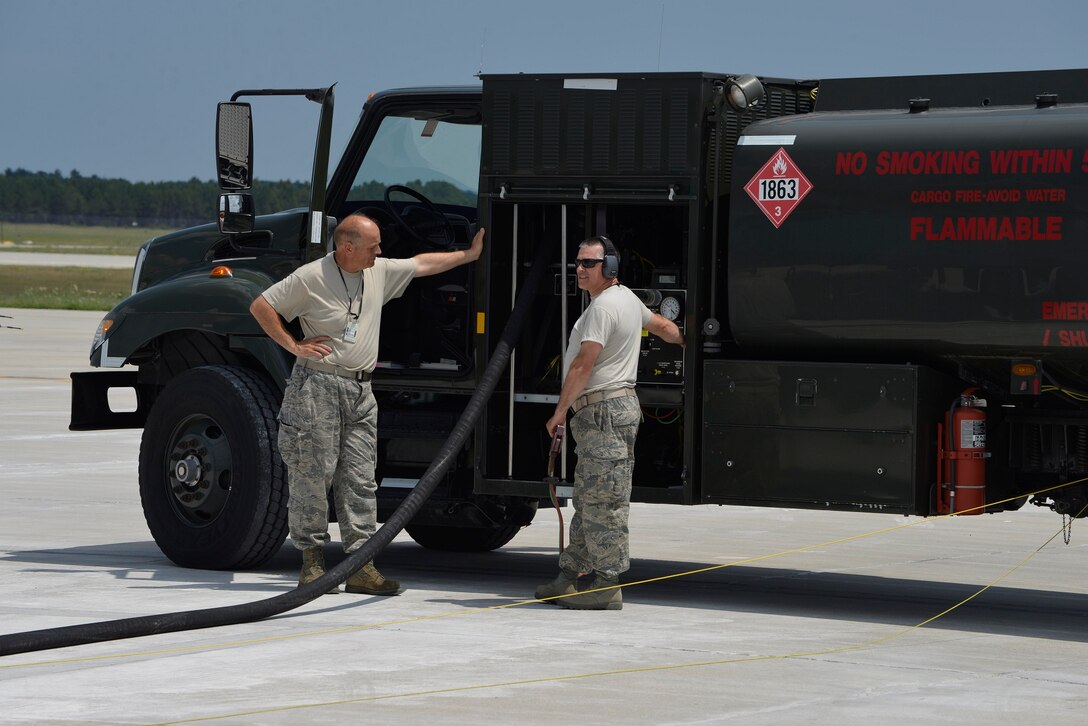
[92, 265, 286, 373]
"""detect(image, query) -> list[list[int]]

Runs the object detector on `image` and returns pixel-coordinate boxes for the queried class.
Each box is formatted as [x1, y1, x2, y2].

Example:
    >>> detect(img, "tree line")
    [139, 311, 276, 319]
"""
[0, 169, 476, 228]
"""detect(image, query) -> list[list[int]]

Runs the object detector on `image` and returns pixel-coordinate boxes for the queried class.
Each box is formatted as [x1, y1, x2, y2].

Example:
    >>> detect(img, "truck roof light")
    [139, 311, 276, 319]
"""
[726, 74, 763, 111]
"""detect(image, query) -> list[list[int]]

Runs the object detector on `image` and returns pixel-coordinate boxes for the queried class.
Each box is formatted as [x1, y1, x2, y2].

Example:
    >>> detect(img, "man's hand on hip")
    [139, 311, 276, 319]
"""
[296, 336, 333, 359]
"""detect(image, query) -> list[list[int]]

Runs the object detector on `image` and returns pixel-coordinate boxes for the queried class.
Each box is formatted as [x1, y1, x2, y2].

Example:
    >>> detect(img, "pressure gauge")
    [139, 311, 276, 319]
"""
[659, 296, 681, 321]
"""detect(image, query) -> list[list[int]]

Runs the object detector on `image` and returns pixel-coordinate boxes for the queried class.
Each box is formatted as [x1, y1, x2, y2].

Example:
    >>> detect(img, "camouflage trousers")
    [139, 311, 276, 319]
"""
[558, 395, 641, 578]
[276, 366, 378, 554]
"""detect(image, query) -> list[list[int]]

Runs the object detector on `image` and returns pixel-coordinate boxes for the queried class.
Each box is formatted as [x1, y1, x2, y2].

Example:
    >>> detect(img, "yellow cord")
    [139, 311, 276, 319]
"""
[4, 479, 1082, 674]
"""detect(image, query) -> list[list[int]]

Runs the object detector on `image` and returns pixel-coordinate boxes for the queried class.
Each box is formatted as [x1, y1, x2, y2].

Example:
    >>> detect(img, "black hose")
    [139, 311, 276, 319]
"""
[0, 238, 553, 657]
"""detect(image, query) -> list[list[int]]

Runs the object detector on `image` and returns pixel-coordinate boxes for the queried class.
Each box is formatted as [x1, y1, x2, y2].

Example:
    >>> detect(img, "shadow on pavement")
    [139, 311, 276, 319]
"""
[7, 538, 1088, 643]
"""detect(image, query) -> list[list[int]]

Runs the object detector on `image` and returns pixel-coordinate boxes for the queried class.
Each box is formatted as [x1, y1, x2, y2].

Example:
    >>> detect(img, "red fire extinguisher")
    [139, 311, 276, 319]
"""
[937, 388, 988, 515]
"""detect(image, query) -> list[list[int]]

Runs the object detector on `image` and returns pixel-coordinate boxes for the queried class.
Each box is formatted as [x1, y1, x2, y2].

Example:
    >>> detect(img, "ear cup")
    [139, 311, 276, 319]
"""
[598, 236, 619, 279]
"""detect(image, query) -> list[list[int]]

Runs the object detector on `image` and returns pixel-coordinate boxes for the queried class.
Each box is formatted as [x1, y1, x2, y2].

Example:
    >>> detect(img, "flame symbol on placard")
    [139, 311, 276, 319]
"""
[772, 153, 788, 177]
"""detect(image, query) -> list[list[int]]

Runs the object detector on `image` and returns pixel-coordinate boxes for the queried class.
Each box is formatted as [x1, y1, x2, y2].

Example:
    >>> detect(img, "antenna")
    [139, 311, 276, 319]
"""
[476, 27, 487, 78]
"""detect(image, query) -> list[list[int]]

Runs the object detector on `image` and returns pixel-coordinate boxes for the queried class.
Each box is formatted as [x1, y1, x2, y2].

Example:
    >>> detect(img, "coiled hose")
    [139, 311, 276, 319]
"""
[0, 238, 553, 657]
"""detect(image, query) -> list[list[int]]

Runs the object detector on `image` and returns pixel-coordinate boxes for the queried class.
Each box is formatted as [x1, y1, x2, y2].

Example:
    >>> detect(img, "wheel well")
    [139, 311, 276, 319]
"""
[137, 329, 277, 407]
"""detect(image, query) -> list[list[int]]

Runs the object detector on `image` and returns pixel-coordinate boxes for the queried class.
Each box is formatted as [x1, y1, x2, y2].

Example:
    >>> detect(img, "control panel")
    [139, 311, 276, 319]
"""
[632, 288, 685, 385]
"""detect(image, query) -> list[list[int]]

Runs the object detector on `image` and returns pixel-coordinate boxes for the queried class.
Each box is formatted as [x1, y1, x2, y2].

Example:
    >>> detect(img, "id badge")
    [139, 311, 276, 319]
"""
[343, 320, 359, 344]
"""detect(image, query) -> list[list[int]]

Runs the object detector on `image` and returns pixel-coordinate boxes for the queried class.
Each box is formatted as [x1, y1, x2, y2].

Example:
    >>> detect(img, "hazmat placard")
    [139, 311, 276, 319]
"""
[744, 147, 813, 228]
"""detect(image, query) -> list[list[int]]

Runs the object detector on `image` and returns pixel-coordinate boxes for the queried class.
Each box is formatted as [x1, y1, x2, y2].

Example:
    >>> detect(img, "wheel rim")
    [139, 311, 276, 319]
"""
[164, 413, 233, 527]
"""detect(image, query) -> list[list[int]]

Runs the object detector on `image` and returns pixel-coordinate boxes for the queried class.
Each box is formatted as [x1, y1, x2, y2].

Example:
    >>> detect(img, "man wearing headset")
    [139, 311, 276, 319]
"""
[538, 235, 685, 610]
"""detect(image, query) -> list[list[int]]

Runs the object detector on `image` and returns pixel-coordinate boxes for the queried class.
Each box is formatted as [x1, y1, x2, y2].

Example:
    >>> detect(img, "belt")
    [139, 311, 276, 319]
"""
[571, 387, 636, 414]
[297, 358, 372, 382]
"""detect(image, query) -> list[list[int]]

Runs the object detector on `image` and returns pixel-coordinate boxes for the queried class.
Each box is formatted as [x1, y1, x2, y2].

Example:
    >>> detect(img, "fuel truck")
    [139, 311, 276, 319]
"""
[70, 68, 1088, 570]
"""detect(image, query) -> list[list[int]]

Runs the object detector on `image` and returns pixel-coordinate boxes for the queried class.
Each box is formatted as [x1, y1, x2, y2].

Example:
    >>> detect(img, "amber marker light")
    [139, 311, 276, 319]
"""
[210, 266, 234, 278]
[1012, 362, 1037, 376]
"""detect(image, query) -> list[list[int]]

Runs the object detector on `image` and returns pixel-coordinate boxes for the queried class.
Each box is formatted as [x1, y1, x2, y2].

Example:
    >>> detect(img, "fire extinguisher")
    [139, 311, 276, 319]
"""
[937, 388, 988, 515]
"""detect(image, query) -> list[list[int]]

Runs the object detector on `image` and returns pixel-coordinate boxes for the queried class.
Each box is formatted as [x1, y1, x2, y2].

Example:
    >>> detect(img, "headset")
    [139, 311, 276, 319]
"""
[588, 235, 620, 279]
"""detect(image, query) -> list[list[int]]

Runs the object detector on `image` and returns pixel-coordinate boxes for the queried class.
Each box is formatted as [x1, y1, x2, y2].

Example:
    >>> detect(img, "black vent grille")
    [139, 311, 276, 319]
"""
[641, 89, 662, 171]
[541, 88, 561, 170]
[483, 75, 705, 179]
[565, 92, 586, 172]
[482, 75, 815, 188]
[667, 87, 690, 173]
[490, 88, 511, 174]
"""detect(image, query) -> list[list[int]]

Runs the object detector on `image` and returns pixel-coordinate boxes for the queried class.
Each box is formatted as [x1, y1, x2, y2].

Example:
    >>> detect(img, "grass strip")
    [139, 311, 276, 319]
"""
[0, 265, 131, 310]
[0, 222, 171, 256]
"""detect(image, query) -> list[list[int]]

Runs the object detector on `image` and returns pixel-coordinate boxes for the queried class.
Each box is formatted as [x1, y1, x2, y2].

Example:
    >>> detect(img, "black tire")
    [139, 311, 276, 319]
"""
[139, 365, 288, 570]
[404, 524, 523, 552]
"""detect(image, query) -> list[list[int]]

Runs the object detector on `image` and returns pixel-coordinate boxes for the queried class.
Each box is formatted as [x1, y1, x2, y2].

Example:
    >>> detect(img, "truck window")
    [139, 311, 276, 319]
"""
[346, 114, 480, 209]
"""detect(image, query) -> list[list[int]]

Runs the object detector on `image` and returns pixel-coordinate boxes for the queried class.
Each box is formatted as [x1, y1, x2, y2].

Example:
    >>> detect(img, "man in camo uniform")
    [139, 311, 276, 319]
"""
[538, 236, 684, 610]
[250, 213, 483, 595]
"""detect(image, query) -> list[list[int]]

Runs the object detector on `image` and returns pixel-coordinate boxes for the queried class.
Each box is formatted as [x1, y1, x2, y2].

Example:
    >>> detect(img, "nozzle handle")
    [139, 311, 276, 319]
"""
[550, 424, 565, 455]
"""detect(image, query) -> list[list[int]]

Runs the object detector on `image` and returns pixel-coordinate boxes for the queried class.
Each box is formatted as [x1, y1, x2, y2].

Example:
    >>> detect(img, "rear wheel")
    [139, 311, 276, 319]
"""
[139, 366, 287, 569]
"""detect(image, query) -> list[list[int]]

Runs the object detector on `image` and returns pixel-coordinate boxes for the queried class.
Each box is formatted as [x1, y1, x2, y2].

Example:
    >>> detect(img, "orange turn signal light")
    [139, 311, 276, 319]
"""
[210, 265, 234, 278]
[1012, 362, 1037, 376]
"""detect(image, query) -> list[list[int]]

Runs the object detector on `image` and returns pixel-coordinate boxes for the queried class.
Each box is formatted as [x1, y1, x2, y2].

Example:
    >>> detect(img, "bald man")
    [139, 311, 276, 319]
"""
[251, 213, 483, 595]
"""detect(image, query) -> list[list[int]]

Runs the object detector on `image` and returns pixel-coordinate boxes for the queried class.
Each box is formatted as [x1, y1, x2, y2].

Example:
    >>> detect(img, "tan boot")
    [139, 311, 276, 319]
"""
[345, 561, 401, 596]
[298, 546, 339, 594]
[557, 573, 622, 610]
[534, 569, 580, 604]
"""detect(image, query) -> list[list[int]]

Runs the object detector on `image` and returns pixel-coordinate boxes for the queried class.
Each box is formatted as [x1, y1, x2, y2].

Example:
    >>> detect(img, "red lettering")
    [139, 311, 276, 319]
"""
[1025, 188, 1067, 202]
[875, 150, 979, 175]
[836, 151, 867, 175]
[985, 189, 1022, 202]
[910, 190, 951, 203]
[1041, 302, 1088, 320]
[990, 149, 1073, 174]
[1059, 330, 1088, 347]
[910, 216, 1062, 241]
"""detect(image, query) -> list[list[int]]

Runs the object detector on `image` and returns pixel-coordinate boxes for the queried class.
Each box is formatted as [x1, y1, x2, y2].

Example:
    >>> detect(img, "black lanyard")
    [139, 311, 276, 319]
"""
[337, 267, 363, 320]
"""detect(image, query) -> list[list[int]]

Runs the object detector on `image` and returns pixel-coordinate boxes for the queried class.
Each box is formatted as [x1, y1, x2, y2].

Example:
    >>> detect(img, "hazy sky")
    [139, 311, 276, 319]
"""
[2, 0, 1085, 182]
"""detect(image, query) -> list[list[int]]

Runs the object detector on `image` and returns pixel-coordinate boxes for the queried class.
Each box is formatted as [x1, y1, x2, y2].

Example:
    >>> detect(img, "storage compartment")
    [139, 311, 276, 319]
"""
[700, 360, 960, 513]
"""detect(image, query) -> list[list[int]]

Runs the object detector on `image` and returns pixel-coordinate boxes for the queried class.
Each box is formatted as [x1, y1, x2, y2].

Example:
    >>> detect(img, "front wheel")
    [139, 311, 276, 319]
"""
[139, 366, 288, 569]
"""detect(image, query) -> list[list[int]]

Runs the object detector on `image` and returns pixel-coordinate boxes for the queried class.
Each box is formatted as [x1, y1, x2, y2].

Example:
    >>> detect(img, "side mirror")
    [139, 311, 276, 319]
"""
[218, 193, 255, 234]
[216, 102, 253, 190]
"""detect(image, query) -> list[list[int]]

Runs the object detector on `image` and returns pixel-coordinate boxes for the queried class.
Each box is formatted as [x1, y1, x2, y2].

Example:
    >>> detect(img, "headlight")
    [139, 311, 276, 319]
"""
[91, 317, 115, 355]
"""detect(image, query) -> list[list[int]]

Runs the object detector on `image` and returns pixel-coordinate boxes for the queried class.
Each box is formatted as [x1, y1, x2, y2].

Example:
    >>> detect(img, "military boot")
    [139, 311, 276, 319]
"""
[534, 568, 581, 605]
[557, 573, 622, 610]
[299, 546, 339, 594]
[345, 561, 401, 596]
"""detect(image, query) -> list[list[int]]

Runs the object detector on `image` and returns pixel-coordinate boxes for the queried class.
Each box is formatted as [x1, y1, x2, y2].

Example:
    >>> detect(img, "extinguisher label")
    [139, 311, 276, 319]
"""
[960, 419, 986, 448]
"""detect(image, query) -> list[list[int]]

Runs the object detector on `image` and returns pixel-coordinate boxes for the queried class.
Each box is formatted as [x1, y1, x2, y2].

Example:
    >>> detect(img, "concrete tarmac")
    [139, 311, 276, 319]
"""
[1, 307, 1087, 724]
[0, 251, 136, 269]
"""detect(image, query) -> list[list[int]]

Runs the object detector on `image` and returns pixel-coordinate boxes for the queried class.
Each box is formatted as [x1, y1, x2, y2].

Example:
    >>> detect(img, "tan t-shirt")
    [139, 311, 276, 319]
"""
[563, 284, 653, 395]
[261, 253, 416, 372]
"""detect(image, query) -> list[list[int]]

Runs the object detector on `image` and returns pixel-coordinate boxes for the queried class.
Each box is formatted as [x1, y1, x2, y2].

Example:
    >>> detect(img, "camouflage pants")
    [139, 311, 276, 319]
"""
[276, 366, 378, 553]
[558, 395, 641, 578]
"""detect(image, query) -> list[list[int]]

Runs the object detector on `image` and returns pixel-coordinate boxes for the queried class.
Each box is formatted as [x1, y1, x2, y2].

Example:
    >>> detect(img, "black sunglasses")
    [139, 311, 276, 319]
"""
[574, 258, 605, 269]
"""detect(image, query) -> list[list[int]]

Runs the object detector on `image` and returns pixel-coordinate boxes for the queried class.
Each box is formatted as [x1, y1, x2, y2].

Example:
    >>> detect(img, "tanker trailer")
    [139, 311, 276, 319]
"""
[716, 73, 1088, 520]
